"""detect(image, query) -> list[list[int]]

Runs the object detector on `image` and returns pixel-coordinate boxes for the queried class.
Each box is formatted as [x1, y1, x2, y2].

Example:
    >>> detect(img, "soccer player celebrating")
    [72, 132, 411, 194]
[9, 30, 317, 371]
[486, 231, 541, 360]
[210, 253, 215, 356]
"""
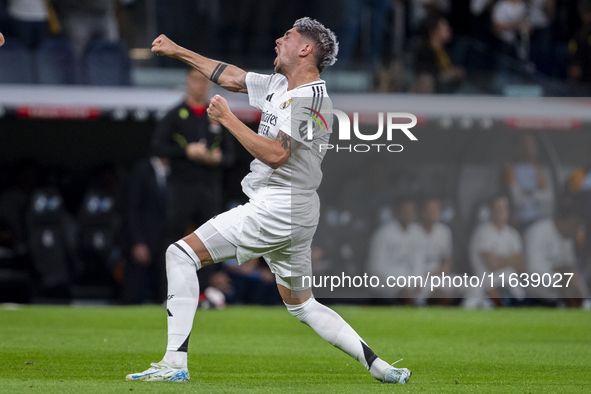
[126, 17, 411, 385]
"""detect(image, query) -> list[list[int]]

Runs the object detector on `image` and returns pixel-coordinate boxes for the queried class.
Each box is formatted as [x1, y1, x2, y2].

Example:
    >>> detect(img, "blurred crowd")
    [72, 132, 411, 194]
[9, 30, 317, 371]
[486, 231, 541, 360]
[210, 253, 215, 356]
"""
[404, 0, 591, 95]
[1, 0, 591, 308]
[312, 132, 591, 308]
[0, 0, 129, 85]
[1, 0, 591, 94]
[2, 121, 591, 309]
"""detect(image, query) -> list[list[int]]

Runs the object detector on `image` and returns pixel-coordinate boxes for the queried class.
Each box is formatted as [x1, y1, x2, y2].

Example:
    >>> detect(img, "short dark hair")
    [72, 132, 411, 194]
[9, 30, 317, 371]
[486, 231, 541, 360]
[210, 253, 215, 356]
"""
[293, 17, 339, 72]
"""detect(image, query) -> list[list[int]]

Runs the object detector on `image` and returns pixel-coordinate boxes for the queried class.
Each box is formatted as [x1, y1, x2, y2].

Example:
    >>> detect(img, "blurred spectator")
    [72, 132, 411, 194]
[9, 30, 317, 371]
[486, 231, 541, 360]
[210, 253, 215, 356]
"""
[338, 0, 391, 68]
[524, 203, 590, 304]
[411, 0, 451, 31]
[528, 0, 556, 75]
[503, 132, 554, 230]
[566, 143, 591, 196]
[153, 68, 235, 248]
[205, 270, 233, 304]
[417, 197, 452, 277]
[568, 0, 591, 88]
[374, 59, 406, 93]
[53, 0, 119, 57]
[566, 143, 591, 286]
[366, 197, 422, 298]
[415, 197, 454, 303]
[412, 12, 465, 93]
[220, 258, 282, 305]
[492, 0, 529, 60]
[6, 0, 48, 49]
[121, 156, 169, 304]
[466, 195, 525, 307]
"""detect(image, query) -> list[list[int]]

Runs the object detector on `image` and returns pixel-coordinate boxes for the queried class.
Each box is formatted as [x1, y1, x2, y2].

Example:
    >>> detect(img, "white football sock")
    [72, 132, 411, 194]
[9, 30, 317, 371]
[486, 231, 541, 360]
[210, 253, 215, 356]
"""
[162, 241, 201, 368]
[285, 298, 391, 381]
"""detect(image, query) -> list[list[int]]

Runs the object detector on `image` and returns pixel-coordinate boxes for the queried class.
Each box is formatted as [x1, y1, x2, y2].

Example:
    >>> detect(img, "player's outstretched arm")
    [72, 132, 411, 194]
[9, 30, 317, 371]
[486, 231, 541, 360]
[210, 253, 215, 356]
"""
[151, 34, 247, 93]
[207, 95, 290, 169]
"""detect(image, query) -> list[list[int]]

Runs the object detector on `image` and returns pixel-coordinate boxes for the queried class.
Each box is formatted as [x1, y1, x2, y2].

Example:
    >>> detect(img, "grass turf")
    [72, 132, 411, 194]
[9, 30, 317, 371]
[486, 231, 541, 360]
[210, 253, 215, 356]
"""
[0, 305, 590, 393]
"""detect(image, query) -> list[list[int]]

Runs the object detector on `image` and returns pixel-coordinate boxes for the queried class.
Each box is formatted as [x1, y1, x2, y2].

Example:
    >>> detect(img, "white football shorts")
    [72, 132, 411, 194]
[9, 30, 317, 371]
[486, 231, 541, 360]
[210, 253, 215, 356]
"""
[194, 201, 316, 290]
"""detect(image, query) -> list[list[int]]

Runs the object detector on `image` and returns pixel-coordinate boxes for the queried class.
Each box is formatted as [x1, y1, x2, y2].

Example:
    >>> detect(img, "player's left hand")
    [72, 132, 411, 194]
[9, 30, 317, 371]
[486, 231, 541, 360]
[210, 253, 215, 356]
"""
[0, 32, 5, 47]
[207, 95, 231, 124]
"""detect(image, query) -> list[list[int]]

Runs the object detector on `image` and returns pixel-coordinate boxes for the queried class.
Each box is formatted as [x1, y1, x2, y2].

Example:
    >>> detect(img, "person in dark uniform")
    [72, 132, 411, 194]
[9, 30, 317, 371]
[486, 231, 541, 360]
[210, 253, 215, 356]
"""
[122, 156, 170, 304]
[412, 12, 465, 94]
[153, 68, 235, 249]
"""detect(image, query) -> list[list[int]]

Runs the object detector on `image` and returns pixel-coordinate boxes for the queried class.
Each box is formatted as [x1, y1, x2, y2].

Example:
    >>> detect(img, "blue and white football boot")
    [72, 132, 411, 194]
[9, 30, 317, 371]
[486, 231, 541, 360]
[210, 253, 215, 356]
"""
[125, 361, 190, 382]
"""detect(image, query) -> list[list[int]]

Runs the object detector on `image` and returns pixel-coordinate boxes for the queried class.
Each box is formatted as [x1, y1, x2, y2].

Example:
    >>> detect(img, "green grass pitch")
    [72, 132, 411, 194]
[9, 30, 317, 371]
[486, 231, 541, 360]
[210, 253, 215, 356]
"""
[1, 305, 590, 393]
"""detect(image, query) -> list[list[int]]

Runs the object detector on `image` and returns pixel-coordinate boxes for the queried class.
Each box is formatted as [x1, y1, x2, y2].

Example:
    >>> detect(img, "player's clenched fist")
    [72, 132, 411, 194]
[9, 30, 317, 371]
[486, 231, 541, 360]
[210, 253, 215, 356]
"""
[207, 95, 231, 124]
[151, 34, 178, 57]
[0, 32, 5, 47]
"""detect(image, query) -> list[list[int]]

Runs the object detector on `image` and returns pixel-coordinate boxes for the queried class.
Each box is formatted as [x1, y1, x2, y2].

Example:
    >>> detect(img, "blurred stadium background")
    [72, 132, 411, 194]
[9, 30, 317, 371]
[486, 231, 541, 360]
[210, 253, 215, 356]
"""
[0, 0, 591, 307]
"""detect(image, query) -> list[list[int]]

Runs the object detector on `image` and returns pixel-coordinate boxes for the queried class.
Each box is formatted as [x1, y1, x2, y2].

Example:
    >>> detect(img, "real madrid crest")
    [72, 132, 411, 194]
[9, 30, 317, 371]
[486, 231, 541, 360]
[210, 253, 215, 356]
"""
[279, 99, 292, 109]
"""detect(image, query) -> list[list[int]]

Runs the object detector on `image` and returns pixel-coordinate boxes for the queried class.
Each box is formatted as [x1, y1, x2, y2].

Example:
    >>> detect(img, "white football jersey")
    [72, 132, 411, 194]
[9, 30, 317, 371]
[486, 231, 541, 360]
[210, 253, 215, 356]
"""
[367, 220, 425, 280]
[417, 222, 453, 275]
[470, 222, 523, 276]
[525, 218, 576, 276]
[244, 72, 332, 227]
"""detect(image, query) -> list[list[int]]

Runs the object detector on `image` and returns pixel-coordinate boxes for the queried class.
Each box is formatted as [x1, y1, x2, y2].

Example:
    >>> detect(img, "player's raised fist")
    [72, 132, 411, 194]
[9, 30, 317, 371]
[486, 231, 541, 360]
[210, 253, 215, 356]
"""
[0, 32, 5, 47]
[207, 95, 231, 123]
[151, 34, 178, 57]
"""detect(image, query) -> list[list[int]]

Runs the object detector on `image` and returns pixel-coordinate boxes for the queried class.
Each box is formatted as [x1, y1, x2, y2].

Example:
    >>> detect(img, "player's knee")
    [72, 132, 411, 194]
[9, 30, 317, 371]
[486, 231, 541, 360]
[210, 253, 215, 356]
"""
[165, 242, 193, 269]
[285, 297, 315, 323]
[166, 240, 203, 270]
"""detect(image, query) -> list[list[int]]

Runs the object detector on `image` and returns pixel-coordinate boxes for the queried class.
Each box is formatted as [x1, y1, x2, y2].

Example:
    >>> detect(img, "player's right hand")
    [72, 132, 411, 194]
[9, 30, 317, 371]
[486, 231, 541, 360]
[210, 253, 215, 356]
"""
[151, 34, 178, 57]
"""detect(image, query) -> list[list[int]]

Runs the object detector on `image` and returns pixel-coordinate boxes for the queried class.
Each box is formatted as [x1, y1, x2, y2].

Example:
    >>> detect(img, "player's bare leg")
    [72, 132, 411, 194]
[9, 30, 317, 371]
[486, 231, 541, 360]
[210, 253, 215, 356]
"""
[278, 284, 411, 384]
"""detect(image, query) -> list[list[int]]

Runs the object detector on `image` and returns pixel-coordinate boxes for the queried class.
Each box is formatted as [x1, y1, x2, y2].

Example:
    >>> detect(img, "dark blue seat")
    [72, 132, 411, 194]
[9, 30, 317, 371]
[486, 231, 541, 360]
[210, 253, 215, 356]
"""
[36, 38, 78, 85]
[0, 38, 34, 83]
[85, 40, 131, 86]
